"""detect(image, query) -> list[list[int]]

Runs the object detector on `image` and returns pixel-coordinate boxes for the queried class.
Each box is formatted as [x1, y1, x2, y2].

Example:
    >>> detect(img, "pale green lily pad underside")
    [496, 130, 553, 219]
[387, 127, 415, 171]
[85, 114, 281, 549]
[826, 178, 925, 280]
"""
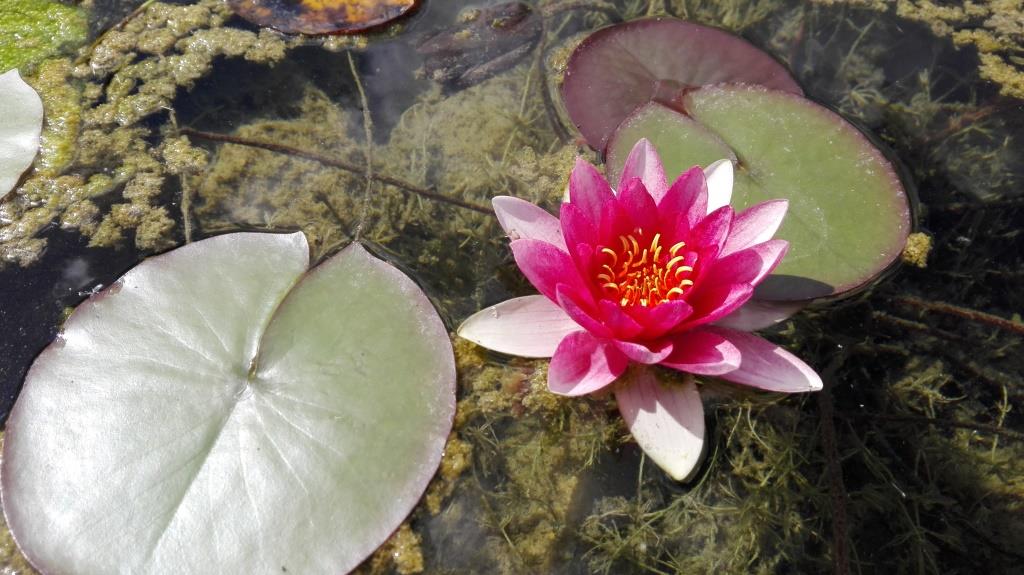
[2, 232, 456, 575]
[608, 86, 911, 301]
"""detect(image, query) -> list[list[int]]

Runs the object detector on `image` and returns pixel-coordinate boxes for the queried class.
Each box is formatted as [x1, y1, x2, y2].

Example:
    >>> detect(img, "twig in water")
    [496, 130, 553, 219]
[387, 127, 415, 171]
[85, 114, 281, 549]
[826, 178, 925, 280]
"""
[348, 51, 374, 241]
[534, 18, 572, 144]
[893, 295, 1024, 337]
[928, 199, 1024, 213]
[818, 357, 850, 575]
[847, 412, 1024, 442]
[177, 128, 493, 215]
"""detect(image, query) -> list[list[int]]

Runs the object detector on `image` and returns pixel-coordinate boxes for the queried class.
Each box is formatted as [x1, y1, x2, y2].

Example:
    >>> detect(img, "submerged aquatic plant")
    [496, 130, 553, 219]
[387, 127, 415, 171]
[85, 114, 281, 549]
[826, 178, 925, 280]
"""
[460, 139, 822, 480]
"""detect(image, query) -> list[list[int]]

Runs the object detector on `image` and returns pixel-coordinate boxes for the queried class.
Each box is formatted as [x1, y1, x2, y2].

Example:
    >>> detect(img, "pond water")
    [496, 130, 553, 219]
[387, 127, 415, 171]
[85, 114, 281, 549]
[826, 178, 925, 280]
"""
[1, 0, 1023, 573]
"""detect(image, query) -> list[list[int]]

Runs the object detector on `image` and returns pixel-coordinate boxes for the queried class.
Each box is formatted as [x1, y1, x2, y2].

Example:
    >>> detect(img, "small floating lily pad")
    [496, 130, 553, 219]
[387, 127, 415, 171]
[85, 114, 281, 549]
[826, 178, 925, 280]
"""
[2, 232, 456, 574]
[229, 0, 419, 35]
[0, 69, 43, 198]
[561, 17, 801, 151]
[607, 87, 910, 301]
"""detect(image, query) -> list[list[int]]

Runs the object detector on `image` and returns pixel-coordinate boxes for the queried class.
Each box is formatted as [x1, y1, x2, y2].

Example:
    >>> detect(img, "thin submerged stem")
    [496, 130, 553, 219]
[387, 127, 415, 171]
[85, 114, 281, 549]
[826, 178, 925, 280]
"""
[847, 412, 1024, 442]
[177, 128, 493, 215]
[893, 295, 1024, 337]
[818, 357, 850, 575]
[348, 51, 374, 241]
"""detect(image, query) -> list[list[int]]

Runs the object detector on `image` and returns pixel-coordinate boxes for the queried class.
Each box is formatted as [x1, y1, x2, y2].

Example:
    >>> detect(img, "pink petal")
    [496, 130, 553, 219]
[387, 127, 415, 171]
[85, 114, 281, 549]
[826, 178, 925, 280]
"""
[510, 239, 589, 303]
[616, 368, 706, 481]
[559, 202, 597, 256]
[618, 138, 669, 202]
[661, 328, 741, 375]
[703, 327, 823, 392]
[569, 157, 615, 224]
[596, 299, 645, 339]
[598, 196, 633, 246]
[703, 159, 733, 214]
[556, 285, 613, 338]
[457, 296, 579, 358]
[691, 205, 734, 254]
[714, 300, 805, 331]
[625, 300, 693, 339]
[721, 200, 788, 257]
[492, 196, 567, 251]
[658, 166, 705, 233]
[683, 283, 754, 330]
[617, 177, 659, 232]
[571, 242, 597, 286]
[548, 331, 628, 396]
[706, 240, 788, 288]
[613, 339, 673, 364]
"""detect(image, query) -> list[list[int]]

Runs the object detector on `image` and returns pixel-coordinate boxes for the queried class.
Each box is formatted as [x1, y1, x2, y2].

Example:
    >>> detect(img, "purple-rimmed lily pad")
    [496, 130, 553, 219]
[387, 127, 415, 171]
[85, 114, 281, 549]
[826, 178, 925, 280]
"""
[561, 17, 801, 152]
[2, 232, 455, 574]
[607, 86, 911, 301]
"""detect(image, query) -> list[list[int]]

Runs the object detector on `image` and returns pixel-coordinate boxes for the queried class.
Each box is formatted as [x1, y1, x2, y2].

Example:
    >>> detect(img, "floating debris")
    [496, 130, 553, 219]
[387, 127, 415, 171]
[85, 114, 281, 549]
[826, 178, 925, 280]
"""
[229, 0, 419, 35]
[417, 2, 541, 91]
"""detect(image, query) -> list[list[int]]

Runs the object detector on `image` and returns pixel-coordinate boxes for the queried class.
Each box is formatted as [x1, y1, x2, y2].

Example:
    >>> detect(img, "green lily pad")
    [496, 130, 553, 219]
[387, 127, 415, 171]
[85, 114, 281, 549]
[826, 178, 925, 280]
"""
[607, 87, 911, 301]
[2, 232, 456, 574]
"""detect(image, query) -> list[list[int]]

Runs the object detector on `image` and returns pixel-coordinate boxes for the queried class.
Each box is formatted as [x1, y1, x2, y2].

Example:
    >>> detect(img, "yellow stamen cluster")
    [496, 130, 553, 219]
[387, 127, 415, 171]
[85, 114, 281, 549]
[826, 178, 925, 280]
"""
[596, 228, 696, 307]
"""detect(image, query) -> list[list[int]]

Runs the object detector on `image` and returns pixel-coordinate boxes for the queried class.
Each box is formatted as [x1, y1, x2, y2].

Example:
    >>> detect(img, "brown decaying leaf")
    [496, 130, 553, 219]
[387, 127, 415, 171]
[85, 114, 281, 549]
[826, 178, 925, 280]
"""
[229, 0, 419, 35]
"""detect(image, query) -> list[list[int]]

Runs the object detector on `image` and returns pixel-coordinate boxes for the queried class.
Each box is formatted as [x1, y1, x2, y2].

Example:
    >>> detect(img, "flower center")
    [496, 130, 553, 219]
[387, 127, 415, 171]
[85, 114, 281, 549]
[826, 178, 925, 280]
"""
[595, 228, 697, 307]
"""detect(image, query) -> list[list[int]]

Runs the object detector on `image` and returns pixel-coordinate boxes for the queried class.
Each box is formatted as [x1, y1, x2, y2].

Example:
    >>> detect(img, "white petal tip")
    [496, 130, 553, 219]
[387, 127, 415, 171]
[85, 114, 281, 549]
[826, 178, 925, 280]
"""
[457, 296, 576, 358]
[617, 370, 707, 482]
[703, 159, 734, 214]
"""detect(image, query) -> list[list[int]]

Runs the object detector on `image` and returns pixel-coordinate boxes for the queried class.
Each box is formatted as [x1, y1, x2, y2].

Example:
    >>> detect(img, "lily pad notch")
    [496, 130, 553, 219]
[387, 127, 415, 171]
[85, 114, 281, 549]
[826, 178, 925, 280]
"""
[2, 231, 456, 575]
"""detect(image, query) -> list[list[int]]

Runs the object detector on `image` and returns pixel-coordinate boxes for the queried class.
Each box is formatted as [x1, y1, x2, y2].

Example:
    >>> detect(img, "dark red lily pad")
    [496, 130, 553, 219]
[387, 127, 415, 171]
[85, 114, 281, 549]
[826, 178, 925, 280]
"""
[607, 86, 911, 301]
[562, 17, 802, 152]
[229, 0, 419, 35]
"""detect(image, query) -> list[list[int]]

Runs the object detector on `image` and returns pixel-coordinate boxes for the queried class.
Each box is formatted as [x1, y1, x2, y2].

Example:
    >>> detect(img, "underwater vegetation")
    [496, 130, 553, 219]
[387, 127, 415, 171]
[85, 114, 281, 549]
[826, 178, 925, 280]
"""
[0, 0, 1022, 573]
[0, 0, 87, 72]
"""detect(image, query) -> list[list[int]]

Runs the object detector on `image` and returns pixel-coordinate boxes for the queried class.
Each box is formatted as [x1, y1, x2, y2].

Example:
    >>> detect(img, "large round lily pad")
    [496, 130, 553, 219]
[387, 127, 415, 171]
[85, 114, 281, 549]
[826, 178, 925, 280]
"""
[561, 17, 801, 152]
[2, 232, 456, 574]
[607, 87, 911, 301]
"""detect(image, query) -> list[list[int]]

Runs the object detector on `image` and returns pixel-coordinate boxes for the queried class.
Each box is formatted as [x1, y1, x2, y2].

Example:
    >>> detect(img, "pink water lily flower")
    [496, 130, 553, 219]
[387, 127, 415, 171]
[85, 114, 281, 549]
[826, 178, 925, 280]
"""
[459, 139, 822, 480]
